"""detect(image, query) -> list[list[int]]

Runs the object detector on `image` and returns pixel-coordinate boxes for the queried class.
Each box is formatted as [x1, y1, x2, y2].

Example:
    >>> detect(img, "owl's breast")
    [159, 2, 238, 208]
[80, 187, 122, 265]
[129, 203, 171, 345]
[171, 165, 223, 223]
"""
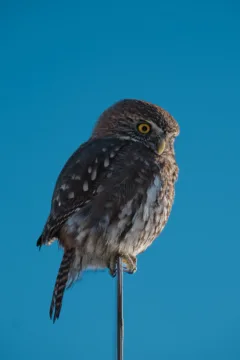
[117, 174, 174, 256]
[61, 171, 175, 262]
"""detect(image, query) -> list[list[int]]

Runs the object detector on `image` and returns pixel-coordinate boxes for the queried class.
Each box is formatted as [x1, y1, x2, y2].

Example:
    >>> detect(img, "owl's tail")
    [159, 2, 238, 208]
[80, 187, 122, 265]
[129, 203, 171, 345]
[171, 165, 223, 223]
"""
[49, 248, 75, 322]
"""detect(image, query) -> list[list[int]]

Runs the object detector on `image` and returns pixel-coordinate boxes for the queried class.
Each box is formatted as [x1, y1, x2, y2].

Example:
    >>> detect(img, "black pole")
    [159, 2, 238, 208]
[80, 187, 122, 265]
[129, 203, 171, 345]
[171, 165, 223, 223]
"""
[117, 257, 123, 360]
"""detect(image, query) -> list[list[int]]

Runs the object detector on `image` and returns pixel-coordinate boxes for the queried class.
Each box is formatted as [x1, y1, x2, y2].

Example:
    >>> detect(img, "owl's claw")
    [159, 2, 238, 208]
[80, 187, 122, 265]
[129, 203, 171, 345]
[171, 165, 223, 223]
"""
[121, 255, 137, 274]
[108, 256, 117, 277]
[108, 255, 137, 277]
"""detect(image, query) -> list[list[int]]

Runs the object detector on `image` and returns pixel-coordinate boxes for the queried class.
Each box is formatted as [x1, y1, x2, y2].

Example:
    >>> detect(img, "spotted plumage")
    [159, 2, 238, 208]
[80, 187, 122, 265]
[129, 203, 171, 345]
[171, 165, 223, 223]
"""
[37, 99, 179, 321]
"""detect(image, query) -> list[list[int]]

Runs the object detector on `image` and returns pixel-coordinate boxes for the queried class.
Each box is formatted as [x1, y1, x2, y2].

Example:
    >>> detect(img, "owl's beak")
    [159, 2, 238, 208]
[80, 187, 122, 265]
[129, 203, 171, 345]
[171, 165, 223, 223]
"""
[157, 138, 166, 155]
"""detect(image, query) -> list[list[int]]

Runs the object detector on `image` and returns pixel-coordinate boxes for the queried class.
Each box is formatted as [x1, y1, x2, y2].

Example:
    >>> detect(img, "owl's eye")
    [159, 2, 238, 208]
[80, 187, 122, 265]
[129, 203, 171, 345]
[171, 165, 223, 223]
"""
[137, 123, 151, 134]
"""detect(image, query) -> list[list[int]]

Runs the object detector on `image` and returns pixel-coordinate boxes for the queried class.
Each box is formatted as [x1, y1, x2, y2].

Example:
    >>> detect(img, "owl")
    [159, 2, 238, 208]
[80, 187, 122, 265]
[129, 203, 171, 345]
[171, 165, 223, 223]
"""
[37, 99, 179, 322]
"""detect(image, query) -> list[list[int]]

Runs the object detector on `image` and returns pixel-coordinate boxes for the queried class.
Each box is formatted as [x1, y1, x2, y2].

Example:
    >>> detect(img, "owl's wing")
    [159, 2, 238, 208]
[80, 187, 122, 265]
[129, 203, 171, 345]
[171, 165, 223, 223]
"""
[37, 137, 157, 247]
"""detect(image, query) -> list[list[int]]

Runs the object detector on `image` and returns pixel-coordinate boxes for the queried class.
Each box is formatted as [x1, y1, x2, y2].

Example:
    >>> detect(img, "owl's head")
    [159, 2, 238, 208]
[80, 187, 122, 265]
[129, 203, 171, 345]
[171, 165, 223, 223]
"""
[92, 99, 179, 156]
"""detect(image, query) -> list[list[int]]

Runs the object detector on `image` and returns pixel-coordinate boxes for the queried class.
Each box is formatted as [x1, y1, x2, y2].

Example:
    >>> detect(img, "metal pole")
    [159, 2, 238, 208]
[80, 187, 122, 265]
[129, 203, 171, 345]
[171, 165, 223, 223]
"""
[117, 257, 123, 360]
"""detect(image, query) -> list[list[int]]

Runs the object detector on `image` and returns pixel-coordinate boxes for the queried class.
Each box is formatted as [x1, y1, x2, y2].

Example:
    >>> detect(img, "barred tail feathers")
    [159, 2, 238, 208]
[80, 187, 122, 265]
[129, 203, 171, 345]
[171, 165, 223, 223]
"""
[49, 248, 75, 322]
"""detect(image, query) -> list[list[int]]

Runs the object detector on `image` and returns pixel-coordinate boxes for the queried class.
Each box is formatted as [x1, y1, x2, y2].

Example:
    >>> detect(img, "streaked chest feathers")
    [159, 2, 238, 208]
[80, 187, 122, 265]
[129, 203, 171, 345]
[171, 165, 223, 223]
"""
[64, 173, 170, 258]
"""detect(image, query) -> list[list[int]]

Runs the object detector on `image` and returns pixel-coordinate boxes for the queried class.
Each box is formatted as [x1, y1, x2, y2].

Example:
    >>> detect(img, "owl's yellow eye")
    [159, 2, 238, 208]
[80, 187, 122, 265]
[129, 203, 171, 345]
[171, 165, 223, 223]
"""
[137, 123, 151, 134]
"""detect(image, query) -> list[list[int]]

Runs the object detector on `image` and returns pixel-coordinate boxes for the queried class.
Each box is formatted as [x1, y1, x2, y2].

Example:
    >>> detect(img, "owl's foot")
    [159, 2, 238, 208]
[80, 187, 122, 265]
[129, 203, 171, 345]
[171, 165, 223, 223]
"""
[108, 255, 137, 277]
[122, 255, 137, 274]
[108, 256, 117, 277]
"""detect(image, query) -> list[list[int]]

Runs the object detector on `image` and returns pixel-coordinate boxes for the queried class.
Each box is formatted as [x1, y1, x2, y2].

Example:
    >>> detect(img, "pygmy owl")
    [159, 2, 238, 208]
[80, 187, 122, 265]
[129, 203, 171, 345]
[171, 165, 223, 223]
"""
[37, 99, 180, 322]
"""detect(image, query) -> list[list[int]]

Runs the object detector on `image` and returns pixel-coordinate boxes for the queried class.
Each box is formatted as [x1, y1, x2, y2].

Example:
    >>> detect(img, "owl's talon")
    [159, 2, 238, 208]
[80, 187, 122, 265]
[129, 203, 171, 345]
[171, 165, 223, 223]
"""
[108, 256, 117, 277]
[121, 255, 137, 275]
[108, 255, 137, 276]
[109, 268, 117, 277]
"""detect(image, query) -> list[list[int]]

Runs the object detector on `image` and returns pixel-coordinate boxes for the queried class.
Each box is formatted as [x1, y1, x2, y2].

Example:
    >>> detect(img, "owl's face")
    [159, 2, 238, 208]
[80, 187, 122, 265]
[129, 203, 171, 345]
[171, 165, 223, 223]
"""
[92, 99, 179, 157]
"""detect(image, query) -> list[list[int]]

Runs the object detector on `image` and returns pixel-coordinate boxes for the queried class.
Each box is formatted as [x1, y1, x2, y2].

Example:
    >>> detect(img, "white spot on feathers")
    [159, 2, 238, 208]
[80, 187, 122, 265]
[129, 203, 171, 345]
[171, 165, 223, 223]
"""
[104, 157, 109, 167]
[60, 184, 69, 190]
[72, 174, 81, 180]
[68, 192, 75, 199]
[83, 181, 89, 192]
[91, 168, 97, 181]
[97, 184, 104, 193]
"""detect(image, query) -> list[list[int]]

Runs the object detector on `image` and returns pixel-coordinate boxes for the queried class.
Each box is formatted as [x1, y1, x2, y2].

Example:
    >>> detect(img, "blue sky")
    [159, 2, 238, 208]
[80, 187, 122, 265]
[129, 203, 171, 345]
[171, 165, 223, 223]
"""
[1, 0, 240, 359]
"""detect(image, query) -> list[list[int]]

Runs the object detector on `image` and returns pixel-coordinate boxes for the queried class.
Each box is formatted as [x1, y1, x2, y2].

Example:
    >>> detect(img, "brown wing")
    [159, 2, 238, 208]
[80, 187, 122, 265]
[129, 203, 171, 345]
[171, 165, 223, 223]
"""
[37, 137, 158, 247]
